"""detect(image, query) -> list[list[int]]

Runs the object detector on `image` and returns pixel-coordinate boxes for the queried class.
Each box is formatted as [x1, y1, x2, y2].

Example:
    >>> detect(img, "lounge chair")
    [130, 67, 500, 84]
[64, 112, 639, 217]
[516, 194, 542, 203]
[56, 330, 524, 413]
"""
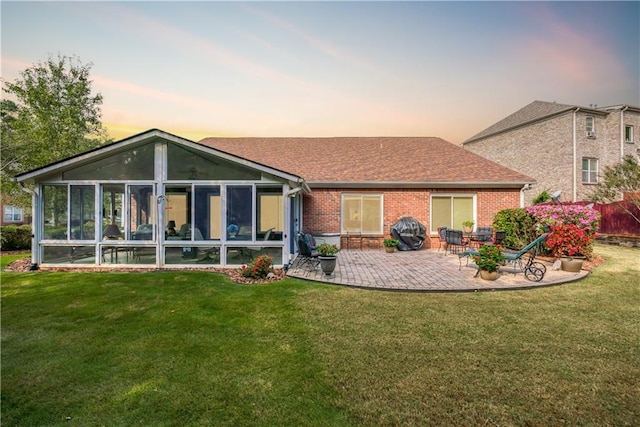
[459, 233, 549, 282]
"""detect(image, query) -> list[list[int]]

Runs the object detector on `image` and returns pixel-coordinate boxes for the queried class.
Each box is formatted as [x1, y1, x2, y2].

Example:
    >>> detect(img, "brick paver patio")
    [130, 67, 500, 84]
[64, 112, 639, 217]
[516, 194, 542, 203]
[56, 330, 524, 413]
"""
[286, 248, 589, 292]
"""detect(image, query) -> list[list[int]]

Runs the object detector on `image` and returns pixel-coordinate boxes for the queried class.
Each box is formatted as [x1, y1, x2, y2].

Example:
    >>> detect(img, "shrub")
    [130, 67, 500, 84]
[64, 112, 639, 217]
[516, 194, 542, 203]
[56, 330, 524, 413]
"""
[383, 238, 399, 247]
[492, 208, 537, 248]
[0, 225, 32, 251]
[240, 255, 273, 279]
[526, 204, 600, 233]
[546, 223, 596, 258]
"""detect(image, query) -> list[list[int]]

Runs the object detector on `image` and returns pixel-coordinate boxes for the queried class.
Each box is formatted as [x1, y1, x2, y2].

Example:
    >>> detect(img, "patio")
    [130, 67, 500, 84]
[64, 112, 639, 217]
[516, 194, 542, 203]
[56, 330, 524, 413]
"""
[286, 248, 589, 292]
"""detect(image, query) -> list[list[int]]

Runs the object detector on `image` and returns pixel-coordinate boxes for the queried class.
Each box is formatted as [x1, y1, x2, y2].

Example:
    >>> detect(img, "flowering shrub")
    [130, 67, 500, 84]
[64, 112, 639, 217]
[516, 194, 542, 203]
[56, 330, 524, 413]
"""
[526, 204, 599, 233]
[240, 255, 273, 279]
[316, 243, 340, 256]
[473, 244, 506, 273]
[526, 204, 599, 259]
[546, 223, 596, 258]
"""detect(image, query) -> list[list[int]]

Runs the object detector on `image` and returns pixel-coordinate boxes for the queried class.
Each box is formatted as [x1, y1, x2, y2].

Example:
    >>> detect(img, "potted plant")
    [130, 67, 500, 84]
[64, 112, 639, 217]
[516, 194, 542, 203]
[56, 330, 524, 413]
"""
[316, 243, 340, 276]
[472, 243, 506, 280]
[383, 238, 400, 253]
[462, 220, 474, 233]
[545, 223, 594, 272]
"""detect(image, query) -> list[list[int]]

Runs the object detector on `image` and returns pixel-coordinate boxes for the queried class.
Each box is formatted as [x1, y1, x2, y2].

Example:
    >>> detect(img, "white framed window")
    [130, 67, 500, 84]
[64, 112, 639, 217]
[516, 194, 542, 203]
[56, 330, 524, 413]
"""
[581, 158, 598, 183]
[625, 125, 634, 143]
[341, 194, 383, 234]
[3, 206, 23, 222]
[430, 194, 475, 234]
[585, 116, 596, 138]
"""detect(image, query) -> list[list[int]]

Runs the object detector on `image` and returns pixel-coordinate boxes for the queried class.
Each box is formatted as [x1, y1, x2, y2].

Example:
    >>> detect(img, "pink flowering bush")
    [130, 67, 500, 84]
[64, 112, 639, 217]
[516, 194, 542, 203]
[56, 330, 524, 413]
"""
[526, 204, 599, 259]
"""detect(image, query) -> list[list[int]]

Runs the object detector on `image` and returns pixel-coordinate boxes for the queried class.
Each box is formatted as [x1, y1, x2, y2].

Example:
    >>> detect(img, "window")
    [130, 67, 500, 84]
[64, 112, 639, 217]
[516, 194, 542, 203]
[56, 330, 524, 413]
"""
[431, 195, 474, 234]
[3, 206, 23, 222]
[582, 158, 598, 183]
[625, 125, 634, 143]
[341, 194, 383, 234]
[585, 116, 595, 134]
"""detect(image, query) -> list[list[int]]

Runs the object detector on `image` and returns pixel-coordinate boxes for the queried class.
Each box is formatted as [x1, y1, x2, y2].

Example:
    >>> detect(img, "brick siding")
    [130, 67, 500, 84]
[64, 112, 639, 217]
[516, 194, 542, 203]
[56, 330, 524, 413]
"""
[302, 187, 521, 249]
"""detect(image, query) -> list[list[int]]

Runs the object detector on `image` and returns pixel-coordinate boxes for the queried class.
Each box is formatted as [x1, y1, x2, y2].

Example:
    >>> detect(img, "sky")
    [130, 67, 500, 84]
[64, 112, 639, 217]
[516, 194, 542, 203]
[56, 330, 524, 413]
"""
[1, 1, 639, 144]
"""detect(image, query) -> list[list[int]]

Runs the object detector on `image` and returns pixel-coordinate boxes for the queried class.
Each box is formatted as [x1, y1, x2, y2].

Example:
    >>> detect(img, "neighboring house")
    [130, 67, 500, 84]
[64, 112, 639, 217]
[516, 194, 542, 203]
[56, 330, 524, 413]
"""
[463, 101, 640, 205]
[1, 204, 27, 226]
[16, 129, 533, 270]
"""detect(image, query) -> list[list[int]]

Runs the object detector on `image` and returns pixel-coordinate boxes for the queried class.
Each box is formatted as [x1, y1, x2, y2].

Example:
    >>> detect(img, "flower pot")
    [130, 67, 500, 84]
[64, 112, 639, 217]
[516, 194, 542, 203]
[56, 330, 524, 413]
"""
[318, 255, 337, 276]
[561, 257, 584, 272]
[463, 226, 473, 234]
[479, 269, 499, 281]
[384, 246, 395, 253]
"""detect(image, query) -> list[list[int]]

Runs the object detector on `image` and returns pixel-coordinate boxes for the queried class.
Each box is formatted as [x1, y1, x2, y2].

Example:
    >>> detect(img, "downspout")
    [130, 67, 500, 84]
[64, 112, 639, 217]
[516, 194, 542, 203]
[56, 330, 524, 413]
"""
[19, 181, 39, 270]
[620, 106, 629, 161]
[572, 108, 579, 202]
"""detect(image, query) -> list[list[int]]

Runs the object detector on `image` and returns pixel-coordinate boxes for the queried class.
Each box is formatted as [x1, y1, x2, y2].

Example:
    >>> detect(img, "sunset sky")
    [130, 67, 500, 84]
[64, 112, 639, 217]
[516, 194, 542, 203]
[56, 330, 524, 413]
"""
[2, 1, 638, 144]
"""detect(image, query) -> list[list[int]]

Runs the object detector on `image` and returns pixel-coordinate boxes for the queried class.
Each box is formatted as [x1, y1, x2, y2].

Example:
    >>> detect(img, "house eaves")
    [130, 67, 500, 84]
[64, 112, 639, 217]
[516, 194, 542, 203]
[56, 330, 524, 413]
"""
[307, 180, 533, 189]
[464, 101, 608, 145]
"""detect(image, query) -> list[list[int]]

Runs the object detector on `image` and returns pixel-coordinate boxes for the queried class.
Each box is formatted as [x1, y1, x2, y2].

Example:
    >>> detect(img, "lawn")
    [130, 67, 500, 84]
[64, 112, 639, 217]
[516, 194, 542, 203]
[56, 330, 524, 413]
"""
[2, 244, 639, 426]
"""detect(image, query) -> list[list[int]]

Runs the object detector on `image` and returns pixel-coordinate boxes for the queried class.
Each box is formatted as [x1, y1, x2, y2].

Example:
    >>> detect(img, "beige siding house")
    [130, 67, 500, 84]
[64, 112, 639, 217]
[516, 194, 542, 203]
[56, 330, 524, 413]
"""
[463, 101, 640, 205]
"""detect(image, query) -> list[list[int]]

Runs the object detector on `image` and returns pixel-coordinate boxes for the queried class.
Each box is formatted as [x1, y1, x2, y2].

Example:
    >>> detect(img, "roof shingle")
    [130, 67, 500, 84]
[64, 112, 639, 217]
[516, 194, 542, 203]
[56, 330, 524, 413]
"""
[199, 136, 533, 185]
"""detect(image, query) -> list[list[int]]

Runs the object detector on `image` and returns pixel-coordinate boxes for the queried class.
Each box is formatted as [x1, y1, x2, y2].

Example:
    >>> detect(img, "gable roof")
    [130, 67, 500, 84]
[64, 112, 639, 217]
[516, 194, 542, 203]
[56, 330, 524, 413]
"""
[199, 136, 534, 188]
[15, 129, 307, 190]
[463, 100, 606, 144]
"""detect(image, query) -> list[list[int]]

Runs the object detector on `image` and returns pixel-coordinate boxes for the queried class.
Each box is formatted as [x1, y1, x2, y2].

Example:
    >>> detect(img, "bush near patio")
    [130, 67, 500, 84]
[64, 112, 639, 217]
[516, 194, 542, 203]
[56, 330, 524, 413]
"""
[0, 224, 32, 251]
[492, 208, 537, 248]
[526, 204, 599, 259]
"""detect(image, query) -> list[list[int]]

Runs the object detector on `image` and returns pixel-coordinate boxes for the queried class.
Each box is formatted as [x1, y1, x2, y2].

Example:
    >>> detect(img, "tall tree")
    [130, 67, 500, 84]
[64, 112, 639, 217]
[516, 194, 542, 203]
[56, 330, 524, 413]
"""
[1, 54, 109, 207]
[589, 155, 640, 225]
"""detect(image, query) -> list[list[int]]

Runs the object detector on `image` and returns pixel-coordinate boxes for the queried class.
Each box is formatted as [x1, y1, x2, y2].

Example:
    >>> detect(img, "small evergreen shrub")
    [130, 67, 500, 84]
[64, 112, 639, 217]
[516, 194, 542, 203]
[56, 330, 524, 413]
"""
[492, 208, 537, 249]
[0, 225, 32, 251]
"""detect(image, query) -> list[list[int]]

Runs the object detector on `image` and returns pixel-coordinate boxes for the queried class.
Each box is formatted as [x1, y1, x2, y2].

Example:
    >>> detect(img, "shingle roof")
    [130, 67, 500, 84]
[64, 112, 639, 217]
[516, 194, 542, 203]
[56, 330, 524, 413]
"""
[199, 136, 534, 186]
[464, 101, 582, 143]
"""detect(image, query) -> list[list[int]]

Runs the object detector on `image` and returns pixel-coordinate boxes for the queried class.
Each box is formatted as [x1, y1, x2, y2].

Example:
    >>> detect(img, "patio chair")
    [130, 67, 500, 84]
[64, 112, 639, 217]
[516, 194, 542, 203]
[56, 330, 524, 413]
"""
[294, 232, 320, 270]
[444, 229, 469, 255]
[436, 227, 448, 251]
[459, 233, 549, 282]
[492, 230, 506, 246]
[471, 226, 493, 247]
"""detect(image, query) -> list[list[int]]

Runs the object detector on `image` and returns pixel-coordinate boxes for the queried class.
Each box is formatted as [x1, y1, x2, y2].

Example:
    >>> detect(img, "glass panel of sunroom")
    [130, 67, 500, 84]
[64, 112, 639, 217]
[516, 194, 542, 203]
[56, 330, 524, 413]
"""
[70, 185, 96, 240]
[63, 143, 154, 180]
[195, 186, 221, 240]
[257, 187, 283, 241]
[43, 185, 68, 240]
[167, 143, 260, 181]
[129, 185, 155, 241]
[227, 186, 253, 240]
[102, 184, 125, 239]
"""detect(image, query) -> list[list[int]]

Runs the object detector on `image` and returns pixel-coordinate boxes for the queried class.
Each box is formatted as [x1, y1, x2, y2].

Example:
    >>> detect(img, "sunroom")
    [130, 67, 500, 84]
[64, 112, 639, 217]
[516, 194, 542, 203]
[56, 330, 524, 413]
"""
[16, 130, 308, 269]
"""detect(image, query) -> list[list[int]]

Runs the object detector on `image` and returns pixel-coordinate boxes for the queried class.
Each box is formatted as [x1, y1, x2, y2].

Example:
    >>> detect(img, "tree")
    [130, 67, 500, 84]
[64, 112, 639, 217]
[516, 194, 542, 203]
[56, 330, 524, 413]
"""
[589, 155, 640, 225]
[1, 54, 109, 207]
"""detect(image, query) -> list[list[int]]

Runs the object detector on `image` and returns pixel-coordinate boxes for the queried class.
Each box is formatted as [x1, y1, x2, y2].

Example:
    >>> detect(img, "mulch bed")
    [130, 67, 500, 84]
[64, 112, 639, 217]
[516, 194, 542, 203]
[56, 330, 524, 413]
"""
[2, 254, 286, 284]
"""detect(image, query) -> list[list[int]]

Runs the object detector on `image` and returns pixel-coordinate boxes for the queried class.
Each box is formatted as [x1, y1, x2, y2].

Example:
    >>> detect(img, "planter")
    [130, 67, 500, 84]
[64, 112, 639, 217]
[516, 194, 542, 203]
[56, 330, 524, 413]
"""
[561, 257, 584, 272]
[463, 226, 473, 234]
[318, 255, 337, 276]
[479, 269, 499, 281]
[384, 246, 396, 253]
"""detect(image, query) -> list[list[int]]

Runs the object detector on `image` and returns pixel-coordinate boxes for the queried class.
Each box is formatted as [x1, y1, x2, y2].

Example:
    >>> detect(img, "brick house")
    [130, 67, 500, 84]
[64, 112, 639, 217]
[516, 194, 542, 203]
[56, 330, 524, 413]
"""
[202, 136, 534, 251]
[16, 130, 533, 269]
[463, 101, 640, 205]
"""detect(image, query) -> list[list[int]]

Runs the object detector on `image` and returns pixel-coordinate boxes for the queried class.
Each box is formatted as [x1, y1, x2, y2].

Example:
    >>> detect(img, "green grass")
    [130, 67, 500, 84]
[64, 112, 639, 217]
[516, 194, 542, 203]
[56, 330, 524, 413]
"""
[2, 244, 639, 426]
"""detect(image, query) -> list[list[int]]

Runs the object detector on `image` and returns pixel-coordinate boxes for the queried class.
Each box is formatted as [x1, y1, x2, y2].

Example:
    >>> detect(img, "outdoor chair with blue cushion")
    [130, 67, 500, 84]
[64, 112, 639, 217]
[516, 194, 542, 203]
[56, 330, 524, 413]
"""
[459, 233, 549, 282]
[444, 229, 469, 255]
[437, 227, 448, 252]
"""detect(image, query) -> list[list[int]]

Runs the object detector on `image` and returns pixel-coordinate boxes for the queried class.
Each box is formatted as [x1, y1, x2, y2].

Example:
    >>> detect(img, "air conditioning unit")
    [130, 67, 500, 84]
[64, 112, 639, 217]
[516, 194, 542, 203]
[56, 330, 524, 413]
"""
[586, 131, 596, 138]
